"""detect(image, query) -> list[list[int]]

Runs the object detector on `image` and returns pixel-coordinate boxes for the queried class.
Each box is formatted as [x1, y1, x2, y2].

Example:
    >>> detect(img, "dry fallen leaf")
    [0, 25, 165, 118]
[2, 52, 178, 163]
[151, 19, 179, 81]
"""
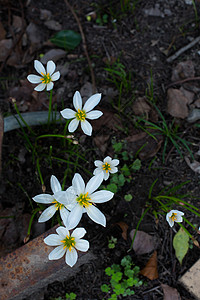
[92, 109, 122, 132]
[167, 88, 189, 119]
[185, 156, 200, 174]
[161, 284, 181, 300]
[130, 229, 156, 255]
[115, 222, 129, 240]
[140, 251, 159, 280]
[171, 61, 195, 82]
[93, 135, 110, 154]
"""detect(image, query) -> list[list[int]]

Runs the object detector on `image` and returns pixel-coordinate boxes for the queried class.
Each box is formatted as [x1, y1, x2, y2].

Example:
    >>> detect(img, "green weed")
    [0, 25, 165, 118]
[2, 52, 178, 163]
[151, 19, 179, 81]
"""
[101, 255, 143, 299]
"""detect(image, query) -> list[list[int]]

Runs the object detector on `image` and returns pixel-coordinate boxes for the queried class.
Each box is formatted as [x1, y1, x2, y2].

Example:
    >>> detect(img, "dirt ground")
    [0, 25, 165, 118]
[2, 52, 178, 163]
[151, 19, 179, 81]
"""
[1, 0, 200, 299]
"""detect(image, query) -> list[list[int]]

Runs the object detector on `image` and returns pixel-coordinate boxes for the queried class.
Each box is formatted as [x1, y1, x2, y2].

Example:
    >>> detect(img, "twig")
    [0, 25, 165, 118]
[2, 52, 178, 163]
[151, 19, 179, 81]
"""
[166, 76, 200, 88]
[166, 36, 200, 63]
[64, 0, 96, 93]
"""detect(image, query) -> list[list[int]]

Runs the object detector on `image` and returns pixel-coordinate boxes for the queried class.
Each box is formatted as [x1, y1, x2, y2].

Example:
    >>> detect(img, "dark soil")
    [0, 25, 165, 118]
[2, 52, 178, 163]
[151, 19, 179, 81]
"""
[1, 0, 200, 299]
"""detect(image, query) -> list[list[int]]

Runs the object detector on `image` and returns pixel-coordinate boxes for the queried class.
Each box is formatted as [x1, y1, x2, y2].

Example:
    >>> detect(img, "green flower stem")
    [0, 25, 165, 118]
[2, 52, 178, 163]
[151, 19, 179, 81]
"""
[36, 158, 44, 186]
[158, 196, 200, 212]
[13, 101, 36, 135]
[48, 89, 53, 125]
[129, 206, 151, 251]
[27, 207, 41, 239]
[183, 217, 198, 231]
[153, 197, 169, 212]
[36, 134, 72, 141]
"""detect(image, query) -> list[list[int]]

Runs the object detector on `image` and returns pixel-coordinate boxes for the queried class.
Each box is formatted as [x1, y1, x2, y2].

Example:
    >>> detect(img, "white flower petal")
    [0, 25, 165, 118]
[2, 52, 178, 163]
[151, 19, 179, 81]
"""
[67, 204, 83, 230]
[47, 60, 56, 75]
[72, 173, 85, 195]
[93, 168, 103, 176]
[176, 214, 183, 222]
[56, 226, 69, 238]
[75, 239, 89, 252]
[49, 245, 66, 260]
[110, 167, 118, 174]
[86, 205, 106, 227]
[50, 175, 61, 194]
[86, 110, 103, 120]
[44, 234, 62, 246]
[65, 248, 78, 267]
[94, 160, 103, 168]
[27, 74, 42, 84]
[81, 119, 92, 136]
[104, 156, 112, 163]
[51, 71, 60, 81]
[60, 108, 76, 119]
[83, 93, 101, 112]
[68, 118, 79, 132]
[104, 171, 110, 180]
[34, 83, 46, 91]
[86, 172, 104, 195]
[90, 190, 114, 203]
[73, 91, 82, 111]
[38, 205, 57, 222]
[60, 207, 70, 227]
[46, 81, 54, 91]
[33, 194, 53, 204]
[111, 159, 120, 167]
[34, 60, 46, 75]
[72, 228, 86, 239]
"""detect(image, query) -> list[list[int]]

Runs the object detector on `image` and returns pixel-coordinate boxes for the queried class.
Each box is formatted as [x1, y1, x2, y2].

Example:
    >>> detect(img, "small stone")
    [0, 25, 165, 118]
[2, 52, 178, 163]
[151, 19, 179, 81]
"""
[187, 108, 200, 123]
[41, 49, 66, 64]
[40, 9, 52, 21]
[44, 20, 62, 31]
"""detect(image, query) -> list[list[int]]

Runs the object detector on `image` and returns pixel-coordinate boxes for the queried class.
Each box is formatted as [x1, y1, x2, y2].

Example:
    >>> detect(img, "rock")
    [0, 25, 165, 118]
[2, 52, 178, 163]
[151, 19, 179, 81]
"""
[0, 39, 13, 61]
[171, 61, 195, 82]
[44, 20, 62, 31]
[40, 9, 52, 21]
[167, 88, 189, 119]
[41, 49, 66, 64]
[187, 108, 200, 123]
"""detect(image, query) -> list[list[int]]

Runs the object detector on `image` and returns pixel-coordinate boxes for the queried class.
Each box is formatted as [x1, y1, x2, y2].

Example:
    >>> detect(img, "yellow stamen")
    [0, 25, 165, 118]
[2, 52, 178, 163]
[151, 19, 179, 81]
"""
[76, 109, 86, 121]
[40, 72, 51, 84]
[170, 212, 177, 221]
[102, 162, 111, 173]
[77, 192, 92, 207]
[61, 235, 75, 251]
[52, 200, 64, 210]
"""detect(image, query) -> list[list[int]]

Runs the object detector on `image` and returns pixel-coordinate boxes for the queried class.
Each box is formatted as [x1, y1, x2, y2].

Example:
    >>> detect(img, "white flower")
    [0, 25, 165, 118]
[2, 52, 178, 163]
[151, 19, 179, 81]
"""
[166, 210, 184, 227]
[60, 91, 103, 136]
[93, 156, 119, 180]
[44, 226, 89, 267]
[33, 175, 74, 224]
[27, 60, 60, 91]
[61, 172, 114, 229]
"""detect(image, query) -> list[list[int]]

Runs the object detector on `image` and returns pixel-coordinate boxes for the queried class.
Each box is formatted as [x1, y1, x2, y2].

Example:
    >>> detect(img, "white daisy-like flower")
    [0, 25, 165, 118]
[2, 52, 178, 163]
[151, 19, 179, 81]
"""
[33, 175, 74, 225]
[60, 172, 114, 230]
[27, 60, 60, 91]
[166, 210, 184, 227]
[93, 156, 119, 180]
[60, 91, 103, 136]
[44, 226, 89, 267]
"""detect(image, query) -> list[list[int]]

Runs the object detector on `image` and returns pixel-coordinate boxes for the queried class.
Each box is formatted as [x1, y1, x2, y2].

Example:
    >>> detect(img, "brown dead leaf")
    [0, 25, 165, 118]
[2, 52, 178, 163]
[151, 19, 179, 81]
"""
[167, 88, 189, 119]
[115, 222, 128, 240]
[130, 229, 156, 255]
[92, 109, 122, 132]
[132, 97, 151, 116]
[185, 156, 200, 174]
[126, 132, 147, 142]
[161, 284, 181, 300]
[171, 61, 195, 82]
[93, 135, 110, 154]
[0, 39, 13, 62]
[140, 251, 158, 280]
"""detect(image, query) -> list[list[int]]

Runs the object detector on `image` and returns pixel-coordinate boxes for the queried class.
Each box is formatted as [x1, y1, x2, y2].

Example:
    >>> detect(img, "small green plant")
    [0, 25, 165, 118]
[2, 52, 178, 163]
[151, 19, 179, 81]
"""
[101, 255, 143, 299]
[108, 236, 118, 249]
[52, 292, 76, 300]
[136, 103, 193, 163]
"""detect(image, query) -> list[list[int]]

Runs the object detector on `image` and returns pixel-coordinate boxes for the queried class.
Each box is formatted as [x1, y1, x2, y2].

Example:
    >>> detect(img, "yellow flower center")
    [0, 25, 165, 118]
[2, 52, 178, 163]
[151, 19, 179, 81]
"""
[61, 235, 75, 251]
[170, 212, 177, 221]
[102, 162, 111, 173]
[40, 72, 51, 84]
[52, 200, 64, 210]
[76, 109, 86, 121]
[77, 192, 92, 207]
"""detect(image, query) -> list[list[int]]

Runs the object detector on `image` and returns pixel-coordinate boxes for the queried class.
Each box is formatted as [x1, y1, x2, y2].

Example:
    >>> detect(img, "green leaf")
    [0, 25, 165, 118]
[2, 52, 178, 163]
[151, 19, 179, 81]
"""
[105, 267, 113, 276]
[131, 159, 141, 171]
[50, 30, 81, 50]
[121, 164, 131, 176]
[124, 194, 132, 202]
[106, 183, 118, 193]
[173, 227, 189, 264]
[101, 284, 110, 293]
[112, 142, 123, 153]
